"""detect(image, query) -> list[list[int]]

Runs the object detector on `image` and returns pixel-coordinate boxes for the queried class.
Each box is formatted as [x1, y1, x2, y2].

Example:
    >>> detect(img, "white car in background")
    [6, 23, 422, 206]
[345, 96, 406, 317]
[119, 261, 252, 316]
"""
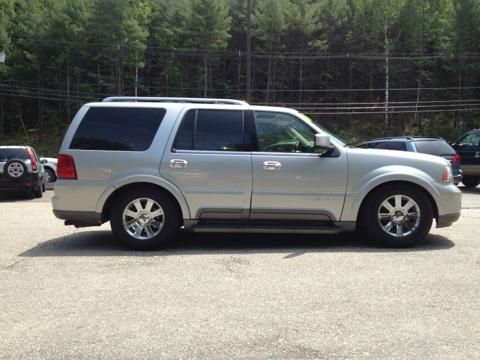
[40, 157, 57, 183]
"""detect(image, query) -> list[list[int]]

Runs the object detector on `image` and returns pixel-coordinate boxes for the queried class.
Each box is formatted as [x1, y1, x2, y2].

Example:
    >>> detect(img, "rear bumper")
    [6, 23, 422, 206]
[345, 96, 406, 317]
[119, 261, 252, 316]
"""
[0, 173, 40, 192]
[461, 165, 480, 176]
[53, 209, 102, 227]
[437, 212, 461, 228]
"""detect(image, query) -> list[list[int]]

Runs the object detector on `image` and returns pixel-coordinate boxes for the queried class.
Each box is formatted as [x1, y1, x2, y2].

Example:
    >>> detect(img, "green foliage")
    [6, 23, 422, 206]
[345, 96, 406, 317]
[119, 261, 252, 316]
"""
[0, 0, 13, 51]
[0, 0, 480, 147]
[186, 0, 231, 50]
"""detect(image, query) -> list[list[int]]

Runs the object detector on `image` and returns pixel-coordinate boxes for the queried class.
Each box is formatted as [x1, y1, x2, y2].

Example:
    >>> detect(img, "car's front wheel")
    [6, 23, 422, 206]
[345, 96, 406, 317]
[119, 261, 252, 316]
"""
[44, 167, 56, 183]
[110, 188, 180, 250]
[462, 176, 479, 188]
[360, 184, 433, 247]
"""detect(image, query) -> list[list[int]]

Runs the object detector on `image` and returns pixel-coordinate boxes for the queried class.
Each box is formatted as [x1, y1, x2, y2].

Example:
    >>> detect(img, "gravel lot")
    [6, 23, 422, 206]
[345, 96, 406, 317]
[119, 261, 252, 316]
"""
[1, 188, 479, 359]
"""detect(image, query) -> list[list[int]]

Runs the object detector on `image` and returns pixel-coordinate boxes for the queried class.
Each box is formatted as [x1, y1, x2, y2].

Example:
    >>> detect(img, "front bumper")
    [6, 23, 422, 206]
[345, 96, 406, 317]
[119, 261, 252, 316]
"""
[437, 212, 461, 228]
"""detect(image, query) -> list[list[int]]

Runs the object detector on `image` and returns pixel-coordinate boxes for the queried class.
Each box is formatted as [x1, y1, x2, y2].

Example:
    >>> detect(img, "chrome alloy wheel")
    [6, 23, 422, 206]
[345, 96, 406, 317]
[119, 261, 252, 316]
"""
[122, 198, 165, 240]
[377, 195, 421, 238]
[7, 162, 24, 178]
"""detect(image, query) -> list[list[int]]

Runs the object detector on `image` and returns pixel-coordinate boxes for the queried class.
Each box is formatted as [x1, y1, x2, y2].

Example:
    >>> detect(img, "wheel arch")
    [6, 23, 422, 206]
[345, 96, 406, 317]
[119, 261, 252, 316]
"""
[100, 181, 190, 223]
[356, 180, 439, 224]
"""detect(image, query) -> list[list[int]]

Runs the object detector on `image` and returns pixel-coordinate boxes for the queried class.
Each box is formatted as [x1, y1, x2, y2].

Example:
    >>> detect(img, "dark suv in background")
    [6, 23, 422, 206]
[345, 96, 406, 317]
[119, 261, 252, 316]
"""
[358, 137, 463, 185]
[0, 146, 45, 198]
[452, 129, 480, 188]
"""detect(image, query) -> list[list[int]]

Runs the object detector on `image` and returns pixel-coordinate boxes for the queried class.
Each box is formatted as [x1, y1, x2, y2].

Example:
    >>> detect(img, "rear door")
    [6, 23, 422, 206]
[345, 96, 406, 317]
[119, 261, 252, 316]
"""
[161, 108, 254, 221]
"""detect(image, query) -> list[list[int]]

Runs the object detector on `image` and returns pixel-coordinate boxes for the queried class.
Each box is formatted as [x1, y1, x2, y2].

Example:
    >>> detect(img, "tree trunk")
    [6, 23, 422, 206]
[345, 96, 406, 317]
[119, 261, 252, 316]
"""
[246, 0, 253, 102]
[0, 96, 4, 137]
[66, 46, 71, 121]
[266, 54, 272, 103]
[203, 53, 208, 97]
[299, 55, 303, 103]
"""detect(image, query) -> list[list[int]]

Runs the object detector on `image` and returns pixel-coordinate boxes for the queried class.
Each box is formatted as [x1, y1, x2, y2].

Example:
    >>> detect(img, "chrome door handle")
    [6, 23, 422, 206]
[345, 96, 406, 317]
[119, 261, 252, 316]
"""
[263, 161, 282, 171]
[169, 159, 188, 169]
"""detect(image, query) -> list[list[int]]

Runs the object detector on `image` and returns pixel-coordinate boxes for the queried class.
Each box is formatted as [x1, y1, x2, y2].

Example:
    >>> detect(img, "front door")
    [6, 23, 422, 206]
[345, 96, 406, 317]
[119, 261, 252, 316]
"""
[161, 109, 253, 221]
[250, 111, 348, 222]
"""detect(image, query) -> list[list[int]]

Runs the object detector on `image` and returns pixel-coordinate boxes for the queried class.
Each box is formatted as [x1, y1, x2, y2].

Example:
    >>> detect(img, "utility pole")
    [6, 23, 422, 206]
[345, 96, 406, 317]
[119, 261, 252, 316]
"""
[246, 0, 253, 102]
[414, 0, 425, 129]
[384, 22, 390, 135]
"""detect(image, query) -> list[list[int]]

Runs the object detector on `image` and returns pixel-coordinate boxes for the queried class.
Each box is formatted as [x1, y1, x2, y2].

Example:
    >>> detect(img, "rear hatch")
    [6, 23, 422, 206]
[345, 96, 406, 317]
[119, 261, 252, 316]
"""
[0, 147, 31, 182]
[412, 139, 461, 173]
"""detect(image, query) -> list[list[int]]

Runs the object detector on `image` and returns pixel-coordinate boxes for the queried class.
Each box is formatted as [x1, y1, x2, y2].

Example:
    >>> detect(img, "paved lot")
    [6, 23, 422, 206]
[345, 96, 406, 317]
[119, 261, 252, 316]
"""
[1, 188, 479, 359]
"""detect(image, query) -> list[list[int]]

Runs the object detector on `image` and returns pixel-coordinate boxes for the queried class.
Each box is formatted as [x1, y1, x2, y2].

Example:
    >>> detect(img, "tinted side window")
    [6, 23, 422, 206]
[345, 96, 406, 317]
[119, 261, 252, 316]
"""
[359, 142, 378, 148]
[413, 140, 455, 156]
[70, 107, 165, 151]
[254, 111, 315, 153]
[374, 141, 407, 151]
[0, 148, 28, 160]
[174, 110, 246, 151]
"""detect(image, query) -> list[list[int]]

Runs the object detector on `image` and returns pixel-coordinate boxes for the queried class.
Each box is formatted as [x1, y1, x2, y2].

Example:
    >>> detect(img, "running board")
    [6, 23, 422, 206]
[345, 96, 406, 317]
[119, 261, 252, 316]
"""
[188, 223, 343, 234]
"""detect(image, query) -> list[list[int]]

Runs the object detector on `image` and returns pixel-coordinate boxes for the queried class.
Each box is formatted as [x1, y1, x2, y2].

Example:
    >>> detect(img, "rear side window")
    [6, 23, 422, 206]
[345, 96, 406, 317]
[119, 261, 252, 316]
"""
[413, 140, 455, 156]
[173, 109, 246, 151]
[374, 141, 407, 151]
[70, 107, 166, 151]
[0, 148, 28, 160]
[359, 142, 406, 150]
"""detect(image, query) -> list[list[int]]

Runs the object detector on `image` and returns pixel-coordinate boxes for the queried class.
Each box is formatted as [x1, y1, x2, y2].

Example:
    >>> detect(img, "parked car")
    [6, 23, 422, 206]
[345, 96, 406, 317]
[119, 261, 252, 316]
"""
[0, 145, 45, 198]
[357, 137, 463, 185]
[451, 129, 480, 188]
[40, 157, 57, 183]
[52, 97, 461, 250]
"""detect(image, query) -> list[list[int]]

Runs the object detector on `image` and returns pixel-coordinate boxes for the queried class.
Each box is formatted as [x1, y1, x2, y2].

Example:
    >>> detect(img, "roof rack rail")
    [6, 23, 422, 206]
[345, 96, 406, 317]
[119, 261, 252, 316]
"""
[102, 96, 248, 105]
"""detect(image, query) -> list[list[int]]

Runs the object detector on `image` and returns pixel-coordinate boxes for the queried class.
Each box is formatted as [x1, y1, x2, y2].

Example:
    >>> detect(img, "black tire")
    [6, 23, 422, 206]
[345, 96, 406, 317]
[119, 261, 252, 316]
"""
[110, 187, 181, 250]
[3, 159, 27, 181]
[462, 176, 480, 188]
[33, 186, 43, 198]
[44, 167, 56, 183]
[360, 184, 433, 247]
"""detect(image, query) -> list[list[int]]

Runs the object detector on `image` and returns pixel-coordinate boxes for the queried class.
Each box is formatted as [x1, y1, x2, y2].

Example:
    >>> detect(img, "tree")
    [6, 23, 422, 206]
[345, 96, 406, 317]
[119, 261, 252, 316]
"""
[148, 0, 191, 95]
[0, 0, 13, 53]
[185, 0, 232, 96]
[252, 0, 289, 102]
[83, 0, 151, 95]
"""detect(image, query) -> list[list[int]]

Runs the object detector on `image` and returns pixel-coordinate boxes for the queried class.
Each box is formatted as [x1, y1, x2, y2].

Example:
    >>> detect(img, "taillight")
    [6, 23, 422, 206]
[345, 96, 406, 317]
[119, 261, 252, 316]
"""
[57, 154, 77, 180]
[26, 147, 37, 171]
[452, 153, 461, 165]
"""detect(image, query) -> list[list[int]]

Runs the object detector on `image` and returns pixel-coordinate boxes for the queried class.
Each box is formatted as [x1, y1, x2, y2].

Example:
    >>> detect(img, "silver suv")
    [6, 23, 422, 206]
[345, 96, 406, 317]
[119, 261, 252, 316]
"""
[52, 97, 461, 249]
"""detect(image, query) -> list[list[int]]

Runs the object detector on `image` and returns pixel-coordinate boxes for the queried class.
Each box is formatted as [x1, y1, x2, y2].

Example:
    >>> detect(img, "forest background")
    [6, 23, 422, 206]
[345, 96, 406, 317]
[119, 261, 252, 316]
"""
[0, 0, 479, 155]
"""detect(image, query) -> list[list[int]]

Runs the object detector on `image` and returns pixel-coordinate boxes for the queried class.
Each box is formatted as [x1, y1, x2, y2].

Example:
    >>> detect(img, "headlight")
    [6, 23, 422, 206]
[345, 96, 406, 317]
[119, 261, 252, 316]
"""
[441, 165, 453, 183]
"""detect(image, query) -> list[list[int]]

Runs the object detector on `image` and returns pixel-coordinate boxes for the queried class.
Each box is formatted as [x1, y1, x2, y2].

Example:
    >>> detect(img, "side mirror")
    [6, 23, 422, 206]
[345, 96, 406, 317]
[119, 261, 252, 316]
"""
[314, 134, 333, 154]
[41, 159, 48, 164]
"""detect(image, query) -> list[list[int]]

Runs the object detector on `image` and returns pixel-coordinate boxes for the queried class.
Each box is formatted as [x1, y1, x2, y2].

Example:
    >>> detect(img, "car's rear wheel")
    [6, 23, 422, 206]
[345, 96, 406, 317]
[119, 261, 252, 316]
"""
[462, 176, 479, 188]
[360, 184, 433, 247]
[110, 188, 180, 250]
